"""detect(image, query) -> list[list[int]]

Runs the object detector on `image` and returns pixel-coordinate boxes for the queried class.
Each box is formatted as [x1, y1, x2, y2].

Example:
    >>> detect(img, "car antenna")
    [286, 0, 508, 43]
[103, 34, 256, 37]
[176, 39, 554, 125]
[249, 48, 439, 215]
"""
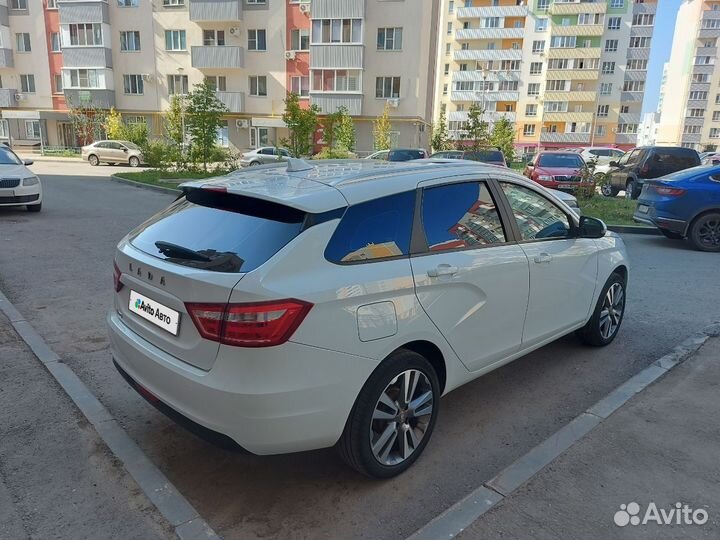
[286, 158, 314, 172]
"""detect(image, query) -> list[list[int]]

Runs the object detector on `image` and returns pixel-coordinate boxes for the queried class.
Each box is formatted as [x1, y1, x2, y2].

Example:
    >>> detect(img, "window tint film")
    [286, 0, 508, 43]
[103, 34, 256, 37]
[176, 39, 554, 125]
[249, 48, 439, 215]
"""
[500, 183, 571, 241]
[130, 190, 307, 273]
[325, 191, 415, 263]
[422, 182, 506, 251]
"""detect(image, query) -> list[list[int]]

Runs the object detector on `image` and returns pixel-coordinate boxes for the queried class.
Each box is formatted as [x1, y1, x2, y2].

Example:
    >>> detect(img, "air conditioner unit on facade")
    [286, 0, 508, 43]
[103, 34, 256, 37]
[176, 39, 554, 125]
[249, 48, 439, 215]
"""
[387, 98, 399, 108]
[299, 3, 310, 14]
[285, 50, 296, 60]
[229, 27, 241, 35]
[14, 93, 25, 101]
[236, 119, 249, 129]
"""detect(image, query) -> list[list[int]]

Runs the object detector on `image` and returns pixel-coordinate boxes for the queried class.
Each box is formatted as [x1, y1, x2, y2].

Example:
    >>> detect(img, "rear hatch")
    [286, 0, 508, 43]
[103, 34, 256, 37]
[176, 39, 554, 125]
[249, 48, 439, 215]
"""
[115, 187, 312, 370]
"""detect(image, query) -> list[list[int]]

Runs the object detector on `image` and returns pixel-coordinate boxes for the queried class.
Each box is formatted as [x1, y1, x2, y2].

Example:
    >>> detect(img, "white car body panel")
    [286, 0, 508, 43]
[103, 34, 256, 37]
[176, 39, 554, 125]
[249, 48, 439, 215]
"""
[0, 163, 42, 208]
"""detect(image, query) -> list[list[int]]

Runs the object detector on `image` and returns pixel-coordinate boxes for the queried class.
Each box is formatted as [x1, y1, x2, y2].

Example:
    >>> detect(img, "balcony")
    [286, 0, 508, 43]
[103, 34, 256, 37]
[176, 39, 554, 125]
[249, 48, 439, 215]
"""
[687, 99, 709, 109]
[627, 47, 651, 60]
[620, 92, 645, 103]
[698, 27, 720, 39]
[545, 69, 599, 81]
[689, 82, 709, 92]
[309, 94, 362, 116]
[548, 47, 601, 59]
[0, 48, 13, 68]
[312, 0, 364, 19]
[449, 111, 516, 123]
[456, 5, 528, 19]
[191, 46, 244, 69]
[62, 47, 113, 68]
[540, 132, 591, 144]
[452, 70, 521, 83]
[0, 89, 17, 108]
[618, 113, 641, 124]
[216, 91, 244, 113]
[455, 28, 524, 40]
[310, 44, 363, 69]
[633, 2, 657, 14]
[552, 24, 604, 37]
[189, 0, 241, 21]
[550, 2, 606, 15]
[64, 89, 115, 109]
[703, 9, 720, 20]
[693, 64, 715, 75]
[683, 117, 705, 127]
[681, 133, 701, 144]
[453, 48, 522, 61]
[624, 70, 647, 82]
[544, 91, 596, 102]
[450, 91, 519, 102]
[57, 1, 109, 24]
[696, 46, 717, 56]
[543, 111, 594, 123]
[616, 133, 639, 144]
[630, 26, 654, 38]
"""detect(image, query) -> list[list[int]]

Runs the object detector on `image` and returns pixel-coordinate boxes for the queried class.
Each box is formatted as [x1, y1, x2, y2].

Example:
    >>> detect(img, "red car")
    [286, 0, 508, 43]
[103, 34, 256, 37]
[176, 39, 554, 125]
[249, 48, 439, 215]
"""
[523, 151, 593, 193]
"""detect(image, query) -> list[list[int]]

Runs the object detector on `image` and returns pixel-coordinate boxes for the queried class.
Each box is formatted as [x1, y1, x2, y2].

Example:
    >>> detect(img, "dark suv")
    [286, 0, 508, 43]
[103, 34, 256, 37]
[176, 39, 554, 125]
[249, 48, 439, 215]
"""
[606, 146, 700, 199]
[430, 149, 507, 167]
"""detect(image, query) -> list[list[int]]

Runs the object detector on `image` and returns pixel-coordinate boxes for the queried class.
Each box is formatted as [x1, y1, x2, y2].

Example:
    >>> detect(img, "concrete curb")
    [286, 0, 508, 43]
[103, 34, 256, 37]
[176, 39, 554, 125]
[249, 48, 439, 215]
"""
[607, 225, 660, 235]
[0, 289, 221, 540]
[110, 174, 182, 195]
[406, 322, 720, 540]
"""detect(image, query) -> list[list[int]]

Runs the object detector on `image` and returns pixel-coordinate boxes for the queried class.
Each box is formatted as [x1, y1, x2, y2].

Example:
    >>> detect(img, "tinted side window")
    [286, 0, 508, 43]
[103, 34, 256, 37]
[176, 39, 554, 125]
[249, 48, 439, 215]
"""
[258, 148, 273, 155]
[422, 182, 506, 251]
[325, 191, 415, 263]
[500, 183, 571, 241]
[389, 149, 425, 161]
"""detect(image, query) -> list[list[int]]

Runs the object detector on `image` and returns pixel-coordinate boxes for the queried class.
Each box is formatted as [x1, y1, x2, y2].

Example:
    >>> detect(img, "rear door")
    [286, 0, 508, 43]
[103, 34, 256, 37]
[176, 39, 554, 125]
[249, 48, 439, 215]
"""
[497, 181, 598, 346]
[115, 188, 309, 370]
[410, 178, 530, 372]
[609, 149, 641, 189]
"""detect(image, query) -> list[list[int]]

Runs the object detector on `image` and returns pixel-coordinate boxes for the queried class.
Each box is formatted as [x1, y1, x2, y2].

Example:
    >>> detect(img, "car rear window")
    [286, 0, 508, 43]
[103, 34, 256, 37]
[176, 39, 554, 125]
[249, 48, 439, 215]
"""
[389, 149, 426, 161]
[129, 189, 307, 273]
[465, 150, 505, 163]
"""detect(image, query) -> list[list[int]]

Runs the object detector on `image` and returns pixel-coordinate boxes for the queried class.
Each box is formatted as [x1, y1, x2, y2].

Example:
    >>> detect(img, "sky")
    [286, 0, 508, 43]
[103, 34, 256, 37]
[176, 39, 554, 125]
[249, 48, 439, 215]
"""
[643, 0, 682, 114]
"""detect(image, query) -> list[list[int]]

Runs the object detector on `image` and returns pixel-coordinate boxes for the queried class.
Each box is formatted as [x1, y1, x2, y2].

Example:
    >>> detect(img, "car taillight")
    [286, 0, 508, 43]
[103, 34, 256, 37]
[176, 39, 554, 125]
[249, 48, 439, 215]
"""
[113, 261, 123, 292]
[655, 186, 686, 197]
[186, 299, 312, 347]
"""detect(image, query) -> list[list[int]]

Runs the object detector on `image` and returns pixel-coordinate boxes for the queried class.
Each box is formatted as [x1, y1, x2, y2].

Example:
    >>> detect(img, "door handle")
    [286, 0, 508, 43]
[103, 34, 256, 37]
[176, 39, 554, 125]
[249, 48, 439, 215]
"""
[427, 264, 459, 278]
[534, 253, 553, 264]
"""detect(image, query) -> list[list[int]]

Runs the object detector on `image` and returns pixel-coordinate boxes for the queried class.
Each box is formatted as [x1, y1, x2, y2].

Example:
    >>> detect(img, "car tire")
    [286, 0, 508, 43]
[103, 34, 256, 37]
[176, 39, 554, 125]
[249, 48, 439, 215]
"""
[248, 161, 260, 166]
[338, 349, 440, 479]
[88, 154, 100, 166]
[659, 228, 683, 240]
[26, 203, 41, 213]
[576, 271, 626, 347]
[600, 182, 619, 198]
[625, 180, 640, 200]
[129, 156, 140, 168]
[688, 211, 720, 252]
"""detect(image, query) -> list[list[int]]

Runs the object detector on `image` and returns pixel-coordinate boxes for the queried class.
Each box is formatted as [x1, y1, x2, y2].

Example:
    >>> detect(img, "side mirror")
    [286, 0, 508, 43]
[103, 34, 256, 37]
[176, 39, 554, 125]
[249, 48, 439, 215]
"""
[578, 216, 607, 238]
[123, 148, 128, 153]
[23, 159, 33, 166]
[609, 161, 619, 167]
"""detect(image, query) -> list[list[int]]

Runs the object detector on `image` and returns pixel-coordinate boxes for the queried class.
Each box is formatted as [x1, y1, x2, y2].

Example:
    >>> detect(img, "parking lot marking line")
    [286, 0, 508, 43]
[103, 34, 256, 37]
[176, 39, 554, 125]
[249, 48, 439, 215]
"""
[405, 321, 720, 540]
[0, 289, 221, 540]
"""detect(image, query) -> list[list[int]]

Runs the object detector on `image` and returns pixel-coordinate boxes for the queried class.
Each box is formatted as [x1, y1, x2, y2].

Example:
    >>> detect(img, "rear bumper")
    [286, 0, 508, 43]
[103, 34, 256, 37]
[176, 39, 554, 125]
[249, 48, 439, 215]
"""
[633, 204, 688, 235]
[108, 310, 376, 455]
[533, 179, 595, 192]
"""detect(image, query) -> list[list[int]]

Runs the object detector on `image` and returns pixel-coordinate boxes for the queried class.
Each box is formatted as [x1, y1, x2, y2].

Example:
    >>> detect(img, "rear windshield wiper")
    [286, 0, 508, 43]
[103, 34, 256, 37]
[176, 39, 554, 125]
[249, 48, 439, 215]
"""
[155, 241, 212, 262]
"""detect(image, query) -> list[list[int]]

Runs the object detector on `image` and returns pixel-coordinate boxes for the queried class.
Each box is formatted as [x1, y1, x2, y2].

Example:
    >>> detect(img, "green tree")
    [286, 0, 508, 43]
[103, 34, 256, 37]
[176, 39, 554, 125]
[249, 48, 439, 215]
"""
[104, 108, 126, 140]
[281, 92, 320, 157]
[464, 103, 490, 151]
[67, 100, 106, 146]
[490, 116, 516, 164]
[431, 109, 452, 152]
[163, 95, 185, 170]
[334, 106, 356, 152]
[126, 122, 148, 147]
[373, 102, 392, 150]
[185, 81, 228, 171]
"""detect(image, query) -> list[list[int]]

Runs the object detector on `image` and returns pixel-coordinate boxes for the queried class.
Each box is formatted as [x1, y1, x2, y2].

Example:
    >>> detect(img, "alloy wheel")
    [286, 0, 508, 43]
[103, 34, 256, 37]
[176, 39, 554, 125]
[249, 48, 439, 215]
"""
[599, 282, 625, 340]
[600, 183, 613, 197]
[696, 216, 720, 248]
[370, 370, 434, 466]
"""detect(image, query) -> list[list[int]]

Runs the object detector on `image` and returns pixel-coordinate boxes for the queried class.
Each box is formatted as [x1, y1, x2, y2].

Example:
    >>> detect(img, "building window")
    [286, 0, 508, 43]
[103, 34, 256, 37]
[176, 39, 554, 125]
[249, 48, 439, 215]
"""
[246, 0, 266, 3]
[66, 23, 103, 46]
[695, 56, 715, 65]
[248, 29, 266, 51]
[623, 81, 645, 92]
[537, 0, 549, 11]
[20, 74, 36, 93]
[249, 75, 268, 96]
[162, 0, 184, 6]
[632, 14, 654, 26]
[311, 18, 362, 44]
[118, 0, 138, 6]
[15, 33, 31, 53]
[532, 40, 545, 53]
[596, 124, 606, 136]
[165, 30, 186, 51]
[550, 36, 576, 49]
[123, 74, 144, 95]
[167, 74, 188, 95]
[291, 75, 310, 97]
[375, 76, 400, 99]
[205, 75, 227, 91]
[525, 104, 537, 117]
[610, 0, 623, 7]
[447, 21, 453, 34]
[710, 128, 720, 138]
[216, 120, 229, 147]
[203, 30, 225, 46]
[578, 13, 604, 25]
[290, 28, 310, 51]
[605, 39, 618, 52]
[449, 0, 454, 13]
[311, 69, 361, 92]
[445, 43, 451, 56]
[601, 61, 615, 74]
[630, 37, 651, 48]
[546, 80, 569, 91]
[689, 109, 704, 118]
[620, 105, 629, 114]
[527, 83, 540, 96]
[544, 101, 568, 112]
[68, 69, 101, 88]
[617, 124, 638, 134]
[442, 83, 448, 96]
[444, 63, 449, 75]
[377, 27, 403, 51]
[683, 125, 702, 135]
[688, 90, 708, 100]
[120, 31, 141, 51]
[597, 105, 609, 117]
[523, 124, 536, 136]
[535, 18, 547, 31]
[10, 0, 27, 9]
[47, 0, 57, 8]
[25, 120, 41, 139]
[607, 17, 621, 30]
[51, 32, 61, 52]
[627, 59, 648, 70]
[712, 111, 720, 121]
[54, 74, 63, 93]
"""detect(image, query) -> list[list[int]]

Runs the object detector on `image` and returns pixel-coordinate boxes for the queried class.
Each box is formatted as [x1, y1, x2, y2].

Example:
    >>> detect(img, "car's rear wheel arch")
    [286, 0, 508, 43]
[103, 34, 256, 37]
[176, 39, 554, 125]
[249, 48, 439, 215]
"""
[395, 341, 446, 394]
[688, 208, 720, 235]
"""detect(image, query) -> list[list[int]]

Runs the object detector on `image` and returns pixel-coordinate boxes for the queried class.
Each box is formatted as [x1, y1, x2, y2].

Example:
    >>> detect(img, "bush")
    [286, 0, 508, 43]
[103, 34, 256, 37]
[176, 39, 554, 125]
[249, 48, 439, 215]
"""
[141, 140, 177, 169]
[312, 147, 357, 160]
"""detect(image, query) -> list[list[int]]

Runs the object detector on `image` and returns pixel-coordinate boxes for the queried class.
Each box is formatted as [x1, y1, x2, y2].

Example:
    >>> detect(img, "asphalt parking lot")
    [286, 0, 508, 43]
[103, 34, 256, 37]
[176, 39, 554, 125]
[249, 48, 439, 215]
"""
[1, 165, 719, 540]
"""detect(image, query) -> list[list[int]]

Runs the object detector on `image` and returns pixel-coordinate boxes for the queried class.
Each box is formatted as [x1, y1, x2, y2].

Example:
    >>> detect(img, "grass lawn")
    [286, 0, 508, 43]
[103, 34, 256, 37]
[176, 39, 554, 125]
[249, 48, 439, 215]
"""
[579, 196, 642, 226]
[115, 169, 229, 187]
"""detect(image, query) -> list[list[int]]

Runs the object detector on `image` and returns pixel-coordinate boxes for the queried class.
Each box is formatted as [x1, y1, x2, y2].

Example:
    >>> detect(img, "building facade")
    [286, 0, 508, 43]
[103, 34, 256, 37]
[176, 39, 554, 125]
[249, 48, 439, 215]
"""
[433, 0, 656, 156]
[0, 0, 438, 153]
[657, 0, 720, 151]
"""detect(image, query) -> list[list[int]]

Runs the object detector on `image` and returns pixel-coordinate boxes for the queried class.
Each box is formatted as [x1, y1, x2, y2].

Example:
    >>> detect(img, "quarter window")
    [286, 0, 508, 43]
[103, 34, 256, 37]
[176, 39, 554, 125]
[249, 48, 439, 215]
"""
[500, 183, 571, 241]
[422, 182, 506, 251]
[325, 191, 416, 263]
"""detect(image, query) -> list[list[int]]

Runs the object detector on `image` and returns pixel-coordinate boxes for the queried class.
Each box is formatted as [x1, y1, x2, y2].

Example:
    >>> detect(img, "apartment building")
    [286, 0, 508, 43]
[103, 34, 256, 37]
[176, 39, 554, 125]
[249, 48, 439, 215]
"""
[433, 0, 656, 155]
[657, 0, 720, 151]
[0, 0, 438, 152]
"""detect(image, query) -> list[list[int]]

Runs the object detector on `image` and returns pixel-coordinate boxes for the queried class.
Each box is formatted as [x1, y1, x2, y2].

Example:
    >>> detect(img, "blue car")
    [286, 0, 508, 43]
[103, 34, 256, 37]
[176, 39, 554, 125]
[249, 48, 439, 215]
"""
[633, 165, 720, 252]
